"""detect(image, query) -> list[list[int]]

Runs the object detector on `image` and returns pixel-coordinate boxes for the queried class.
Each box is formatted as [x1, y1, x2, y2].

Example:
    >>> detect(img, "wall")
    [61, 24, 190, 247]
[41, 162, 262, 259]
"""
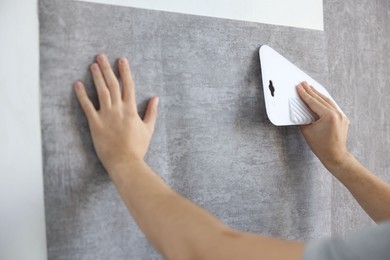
[3, 0, 390, 259]
[324, 0, 390, 236]
[0, 0, 47, 260]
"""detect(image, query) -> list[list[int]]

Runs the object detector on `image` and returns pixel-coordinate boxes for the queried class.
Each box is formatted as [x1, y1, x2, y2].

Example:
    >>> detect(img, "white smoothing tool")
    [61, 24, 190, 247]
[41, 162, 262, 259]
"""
[259, 45, 342, 126]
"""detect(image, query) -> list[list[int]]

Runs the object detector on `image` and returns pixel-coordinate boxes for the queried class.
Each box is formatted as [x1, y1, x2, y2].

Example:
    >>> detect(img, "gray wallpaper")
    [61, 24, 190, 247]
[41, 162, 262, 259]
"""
[324, 0, 390, 236]
[40, 0, 390, 259]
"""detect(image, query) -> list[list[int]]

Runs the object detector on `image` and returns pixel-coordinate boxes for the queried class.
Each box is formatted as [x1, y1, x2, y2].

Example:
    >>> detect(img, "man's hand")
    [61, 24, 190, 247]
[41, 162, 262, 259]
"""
[74, 54, 159, 175]
[298, 81, 390, 222]
[297, 81, 351, 168]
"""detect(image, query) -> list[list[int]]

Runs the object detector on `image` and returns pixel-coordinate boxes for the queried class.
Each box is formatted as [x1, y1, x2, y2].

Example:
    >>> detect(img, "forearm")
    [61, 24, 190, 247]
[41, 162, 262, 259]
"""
[108, 161, 231, 260]
[325, 153, 390, 222]
[108, 161, 304, 260]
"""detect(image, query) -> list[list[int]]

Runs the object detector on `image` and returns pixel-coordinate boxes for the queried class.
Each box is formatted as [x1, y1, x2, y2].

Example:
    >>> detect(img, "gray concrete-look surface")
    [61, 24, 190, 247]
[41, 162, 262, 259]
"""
[324, 0, 390, 236]
[39, 0, 390, 259]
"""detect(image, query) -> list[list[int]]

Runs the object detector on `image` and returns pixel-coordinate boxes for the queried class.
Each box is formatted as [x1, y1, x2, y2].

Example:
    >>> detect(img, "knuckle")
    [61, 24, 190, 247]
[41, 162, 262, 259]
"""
[306, 88, 314, 94]
[327, 111, 338, 121]
[101, 62, 110, 70]
[336, 111, 344, 120]
[342, 114, 350, 124]
[81, 99, 89, 107]
[301, 126, 310, 134]
[304, 94, 313, 102]
[328, 111, 345, 122]
[100, 89, 111, 100]
[109, 80, 120, 89]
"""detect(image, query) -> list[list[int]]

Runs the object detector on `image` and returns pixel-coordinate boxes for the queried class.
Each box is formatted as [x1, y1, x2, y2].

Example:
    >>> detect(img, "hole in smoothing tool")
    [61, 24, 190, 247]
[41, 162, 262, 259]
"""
[269, 80, 275, 97]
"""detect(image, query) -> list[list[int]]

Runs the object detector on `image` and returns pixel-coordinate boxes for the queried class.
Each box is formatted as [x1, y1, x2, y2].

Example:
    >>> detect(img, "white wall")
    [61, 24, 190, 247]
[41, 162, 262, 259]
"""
[0, 0, 47, 259]
[78, 0, 324, 31]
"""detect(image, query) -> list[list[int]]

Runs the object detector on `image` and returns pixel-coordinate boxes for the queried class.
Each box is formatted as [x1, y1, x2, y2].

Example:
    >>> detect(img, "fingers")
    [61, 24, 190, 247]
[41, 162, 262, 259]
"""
[297, 83, 329, 117]
[88, 55, 157, 130]
[96, 54, 121, 104]
[301, 82, 333, 110]
[118, 57, 137, 111]
[143, 97, 159, 131]
[90, 63, 111, 108]
[309, 84, 339, 111]
[74, 81, 97, 121]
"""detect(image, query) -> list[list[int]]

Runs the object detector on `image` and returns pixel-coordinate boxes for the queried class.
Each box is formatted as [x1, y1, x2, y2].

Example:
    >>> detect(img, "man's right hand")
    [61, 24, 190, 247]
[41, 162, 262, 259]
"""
[297, 82, 351, 168]
[298, 81, 390, 222]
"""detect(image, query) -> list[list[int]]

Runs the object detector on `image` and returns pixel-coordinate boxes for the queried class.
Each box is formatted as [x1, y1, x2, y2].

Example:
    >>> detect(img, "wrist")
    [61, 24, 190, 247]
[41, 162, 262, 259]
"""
[323, 151, 357, 176]
[105, 159, 147, 180]
[319, 147, 351, 168]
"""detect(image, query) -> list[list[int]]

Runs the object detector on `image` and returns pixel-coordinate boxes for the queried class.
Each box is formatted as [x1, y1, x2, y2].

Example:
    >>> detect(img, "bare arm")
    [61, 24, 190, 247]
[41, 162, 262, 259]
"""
[74, 54, 304, 260]
[297, 82, 390, 223]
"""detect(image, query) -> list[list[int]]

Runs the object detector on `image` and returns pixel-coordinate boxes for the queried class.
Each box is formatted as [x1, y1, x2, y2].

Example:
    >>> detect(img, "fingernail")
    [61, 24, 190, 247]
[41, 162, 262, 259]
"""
[91, 63, 99, 71]
[74, 81, 82, 89]
[156, 97, 160, 106]
[97, 54, 106, 62]
[119, 57, 127, 65]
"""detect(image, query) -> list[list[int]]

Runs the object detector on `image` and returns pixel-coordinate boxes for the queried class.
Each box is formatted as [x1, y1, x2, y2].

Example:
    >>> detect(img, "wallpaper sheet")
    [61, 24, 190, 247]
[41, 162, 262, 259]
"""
[40, 0, 332, 258]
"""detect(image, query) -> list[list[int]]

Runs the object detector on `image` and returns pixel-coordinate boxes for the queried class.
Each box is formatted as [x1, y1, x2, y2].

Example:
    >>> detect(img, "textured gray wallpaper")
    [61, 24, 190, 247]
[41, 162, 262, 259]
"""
[39, 0, 389, 259]
[324, 0, 390, 236]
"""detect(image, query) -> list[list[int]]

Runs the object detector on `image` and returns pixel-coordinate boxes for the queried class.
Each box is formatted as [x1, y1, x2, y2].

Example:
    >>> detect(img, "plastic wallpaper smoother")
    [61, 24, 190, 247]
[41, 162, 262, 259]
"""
[40, 0, 331, 258]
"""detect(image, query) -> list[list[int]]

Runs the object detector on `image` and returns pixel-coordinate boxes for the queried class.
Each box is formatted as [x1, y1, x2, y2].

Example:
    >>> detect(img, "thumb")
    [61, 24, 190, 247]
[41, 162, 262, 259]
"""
[143, 96, 159, 131]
